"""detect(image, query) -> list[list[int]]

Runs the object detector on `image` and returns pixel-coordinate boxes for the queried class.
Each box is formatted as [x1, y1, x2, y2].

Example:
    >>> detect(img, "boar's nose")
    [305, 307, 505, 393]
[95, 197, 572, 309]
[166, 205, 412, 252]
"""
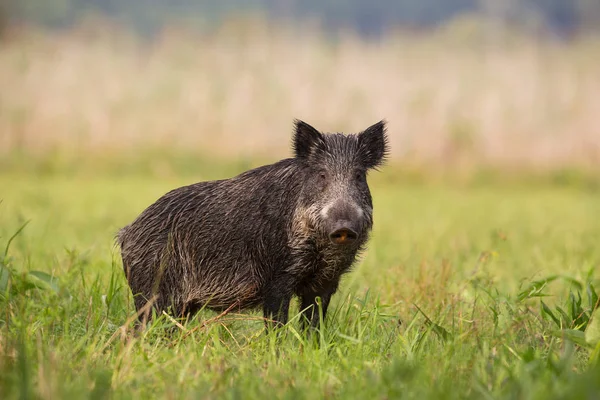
[329, 221, 359, 245]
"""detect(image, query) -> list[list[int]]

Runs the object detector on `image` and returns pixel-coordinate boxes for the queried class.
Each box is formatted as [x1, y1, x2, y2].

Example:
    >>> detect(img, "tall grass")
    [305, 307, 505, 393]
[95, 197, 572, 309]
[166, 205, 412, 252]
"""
[1, 16, 599, 172]
[0, 173, 599, 398]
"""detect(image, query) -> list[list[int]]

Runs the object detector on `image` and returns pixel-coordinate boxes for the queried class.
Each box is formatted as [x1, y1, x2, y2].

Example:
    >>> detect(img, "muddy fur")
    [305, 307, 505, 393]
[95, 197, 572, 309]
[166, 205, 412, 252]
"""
[118, 119, 388, 329]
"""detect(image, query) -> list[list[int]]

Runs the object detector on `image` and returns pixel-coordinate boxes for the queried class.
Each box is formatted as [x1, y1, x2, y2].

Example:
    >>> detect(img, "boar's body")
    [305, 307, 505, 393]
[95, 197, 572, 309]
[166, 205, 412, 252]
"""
[118, 120, 388, 328]
[121, 161, 322, 314]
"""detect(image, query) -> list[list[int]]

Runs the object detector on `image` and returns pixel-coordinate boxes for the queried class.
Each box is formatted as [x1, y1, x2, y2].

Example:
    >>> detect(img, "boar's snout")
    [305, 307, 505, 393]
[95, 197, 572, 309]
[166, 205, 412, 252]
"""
[322, 200, 364, 246]
[329, 223, 359, 245]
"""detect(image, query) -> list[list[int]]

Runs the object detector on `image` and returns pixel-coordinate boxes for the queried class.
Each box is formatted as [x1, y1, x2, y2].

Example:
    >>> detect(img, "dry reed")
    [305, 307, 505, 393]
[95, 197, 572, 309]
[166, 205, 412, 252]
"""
[1, 17, 599, 170]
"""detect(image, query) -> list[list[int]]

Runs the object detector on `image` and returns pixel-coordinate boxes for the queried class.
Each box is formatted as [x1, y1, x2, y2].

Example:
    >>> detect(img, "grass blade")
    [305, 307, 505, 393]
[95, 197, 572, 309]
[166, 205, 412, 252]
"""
[4, 220, 30, 259]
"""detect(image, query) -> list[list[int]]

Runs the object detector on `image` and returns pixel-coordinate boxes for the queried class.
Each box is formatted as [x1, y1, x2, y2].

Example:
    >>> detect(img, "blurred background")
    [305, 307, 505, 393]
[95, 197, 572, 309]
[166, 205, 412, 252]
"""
[1, 0, 599, 178]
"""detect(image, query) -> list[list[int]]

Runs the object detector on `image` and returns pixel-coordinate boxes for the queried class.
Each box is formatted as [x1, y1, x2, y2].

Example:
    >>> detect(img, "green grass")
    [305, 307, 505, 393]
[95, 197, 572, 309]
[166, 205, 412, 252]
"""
[1, 163, 600, 399]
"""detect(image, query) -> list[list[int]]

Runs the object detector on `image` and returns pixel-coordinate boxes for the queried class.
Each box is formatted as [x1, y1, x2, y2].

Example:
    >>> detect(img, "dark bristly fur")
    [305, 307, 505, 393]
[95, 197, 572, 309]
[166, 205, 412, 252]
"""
[118, 120, 388, 330]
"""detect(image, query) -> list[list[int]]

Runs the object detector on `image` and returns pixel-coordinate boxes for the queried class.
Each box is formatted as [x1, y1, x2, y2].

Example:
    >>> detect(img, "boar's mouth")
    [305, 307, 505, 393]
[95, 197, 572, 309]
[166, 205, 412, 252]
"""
[329, 228, 359, 245]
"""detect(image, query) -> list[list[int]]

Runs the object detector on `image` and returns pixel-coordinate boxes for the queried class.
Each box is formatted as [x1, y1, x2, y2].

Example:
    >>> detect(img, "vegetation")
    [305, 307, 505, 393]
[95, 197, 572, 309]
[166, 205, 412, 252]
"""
[0, 162, 599, 399]
[1, 24, 599, 173]
[4, 0, 600, 36]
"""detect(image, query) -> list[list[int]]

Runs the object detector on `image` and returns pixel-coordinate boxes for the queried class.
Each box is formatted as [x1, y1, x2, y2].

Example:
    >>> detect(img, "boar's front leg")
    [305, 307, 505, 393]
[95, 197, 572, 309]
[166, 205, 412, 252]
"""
[263, 274, 296, 330]
[299, 288, 335, 330]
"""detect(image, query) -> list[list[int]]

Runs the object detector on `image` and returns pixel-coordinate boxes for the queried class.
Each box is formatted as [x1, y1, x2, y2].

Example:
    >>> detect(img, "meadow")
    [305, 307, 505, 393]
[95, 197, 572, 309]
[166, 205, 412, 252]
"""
[1, 18, 600, 399]
[1, 162, 599, 399]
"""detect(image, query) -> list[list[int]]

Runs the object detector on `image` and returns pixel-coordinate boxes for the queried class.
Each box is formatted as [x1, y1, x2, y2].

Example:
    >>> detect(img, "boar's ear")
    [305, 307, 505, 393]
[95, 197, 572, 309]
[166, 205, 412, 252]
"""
[357, 120, 389, 169]
[293, 119, 325, 159]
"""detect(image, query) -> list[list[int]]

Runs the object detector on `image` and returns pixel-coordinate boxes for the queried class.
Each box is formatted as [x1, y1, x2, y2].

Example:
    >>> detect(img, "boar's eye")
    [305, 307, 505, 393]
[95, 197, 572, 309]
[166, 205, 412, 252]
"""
[355, 171, 365, 181]
[319, 171, 327, 180]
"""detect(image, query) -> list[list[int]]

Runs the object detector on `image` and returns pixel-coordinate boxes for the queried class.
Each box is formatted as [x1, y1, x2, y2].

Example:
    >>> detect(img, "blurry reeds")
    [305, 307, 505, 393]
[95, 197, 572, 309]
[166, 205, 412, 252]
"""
[1, 15, 599, 171]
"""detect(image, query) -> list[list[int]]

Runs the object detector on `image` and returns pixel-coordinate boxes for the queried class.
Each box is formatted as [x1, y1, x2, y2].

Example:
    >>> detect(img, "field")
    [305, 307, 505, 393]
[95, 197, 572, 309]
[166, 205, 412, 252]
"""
[1, 19, 600, 399]
[0, 163, 599, 399]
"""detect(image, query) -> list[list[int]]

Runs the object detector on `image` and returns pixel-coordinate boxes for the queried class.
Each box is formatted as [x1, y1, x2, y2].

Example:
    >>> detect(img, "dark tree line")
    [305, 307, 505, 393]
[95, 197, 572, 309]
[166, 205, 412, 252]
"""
[3, 0, 599, 37]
